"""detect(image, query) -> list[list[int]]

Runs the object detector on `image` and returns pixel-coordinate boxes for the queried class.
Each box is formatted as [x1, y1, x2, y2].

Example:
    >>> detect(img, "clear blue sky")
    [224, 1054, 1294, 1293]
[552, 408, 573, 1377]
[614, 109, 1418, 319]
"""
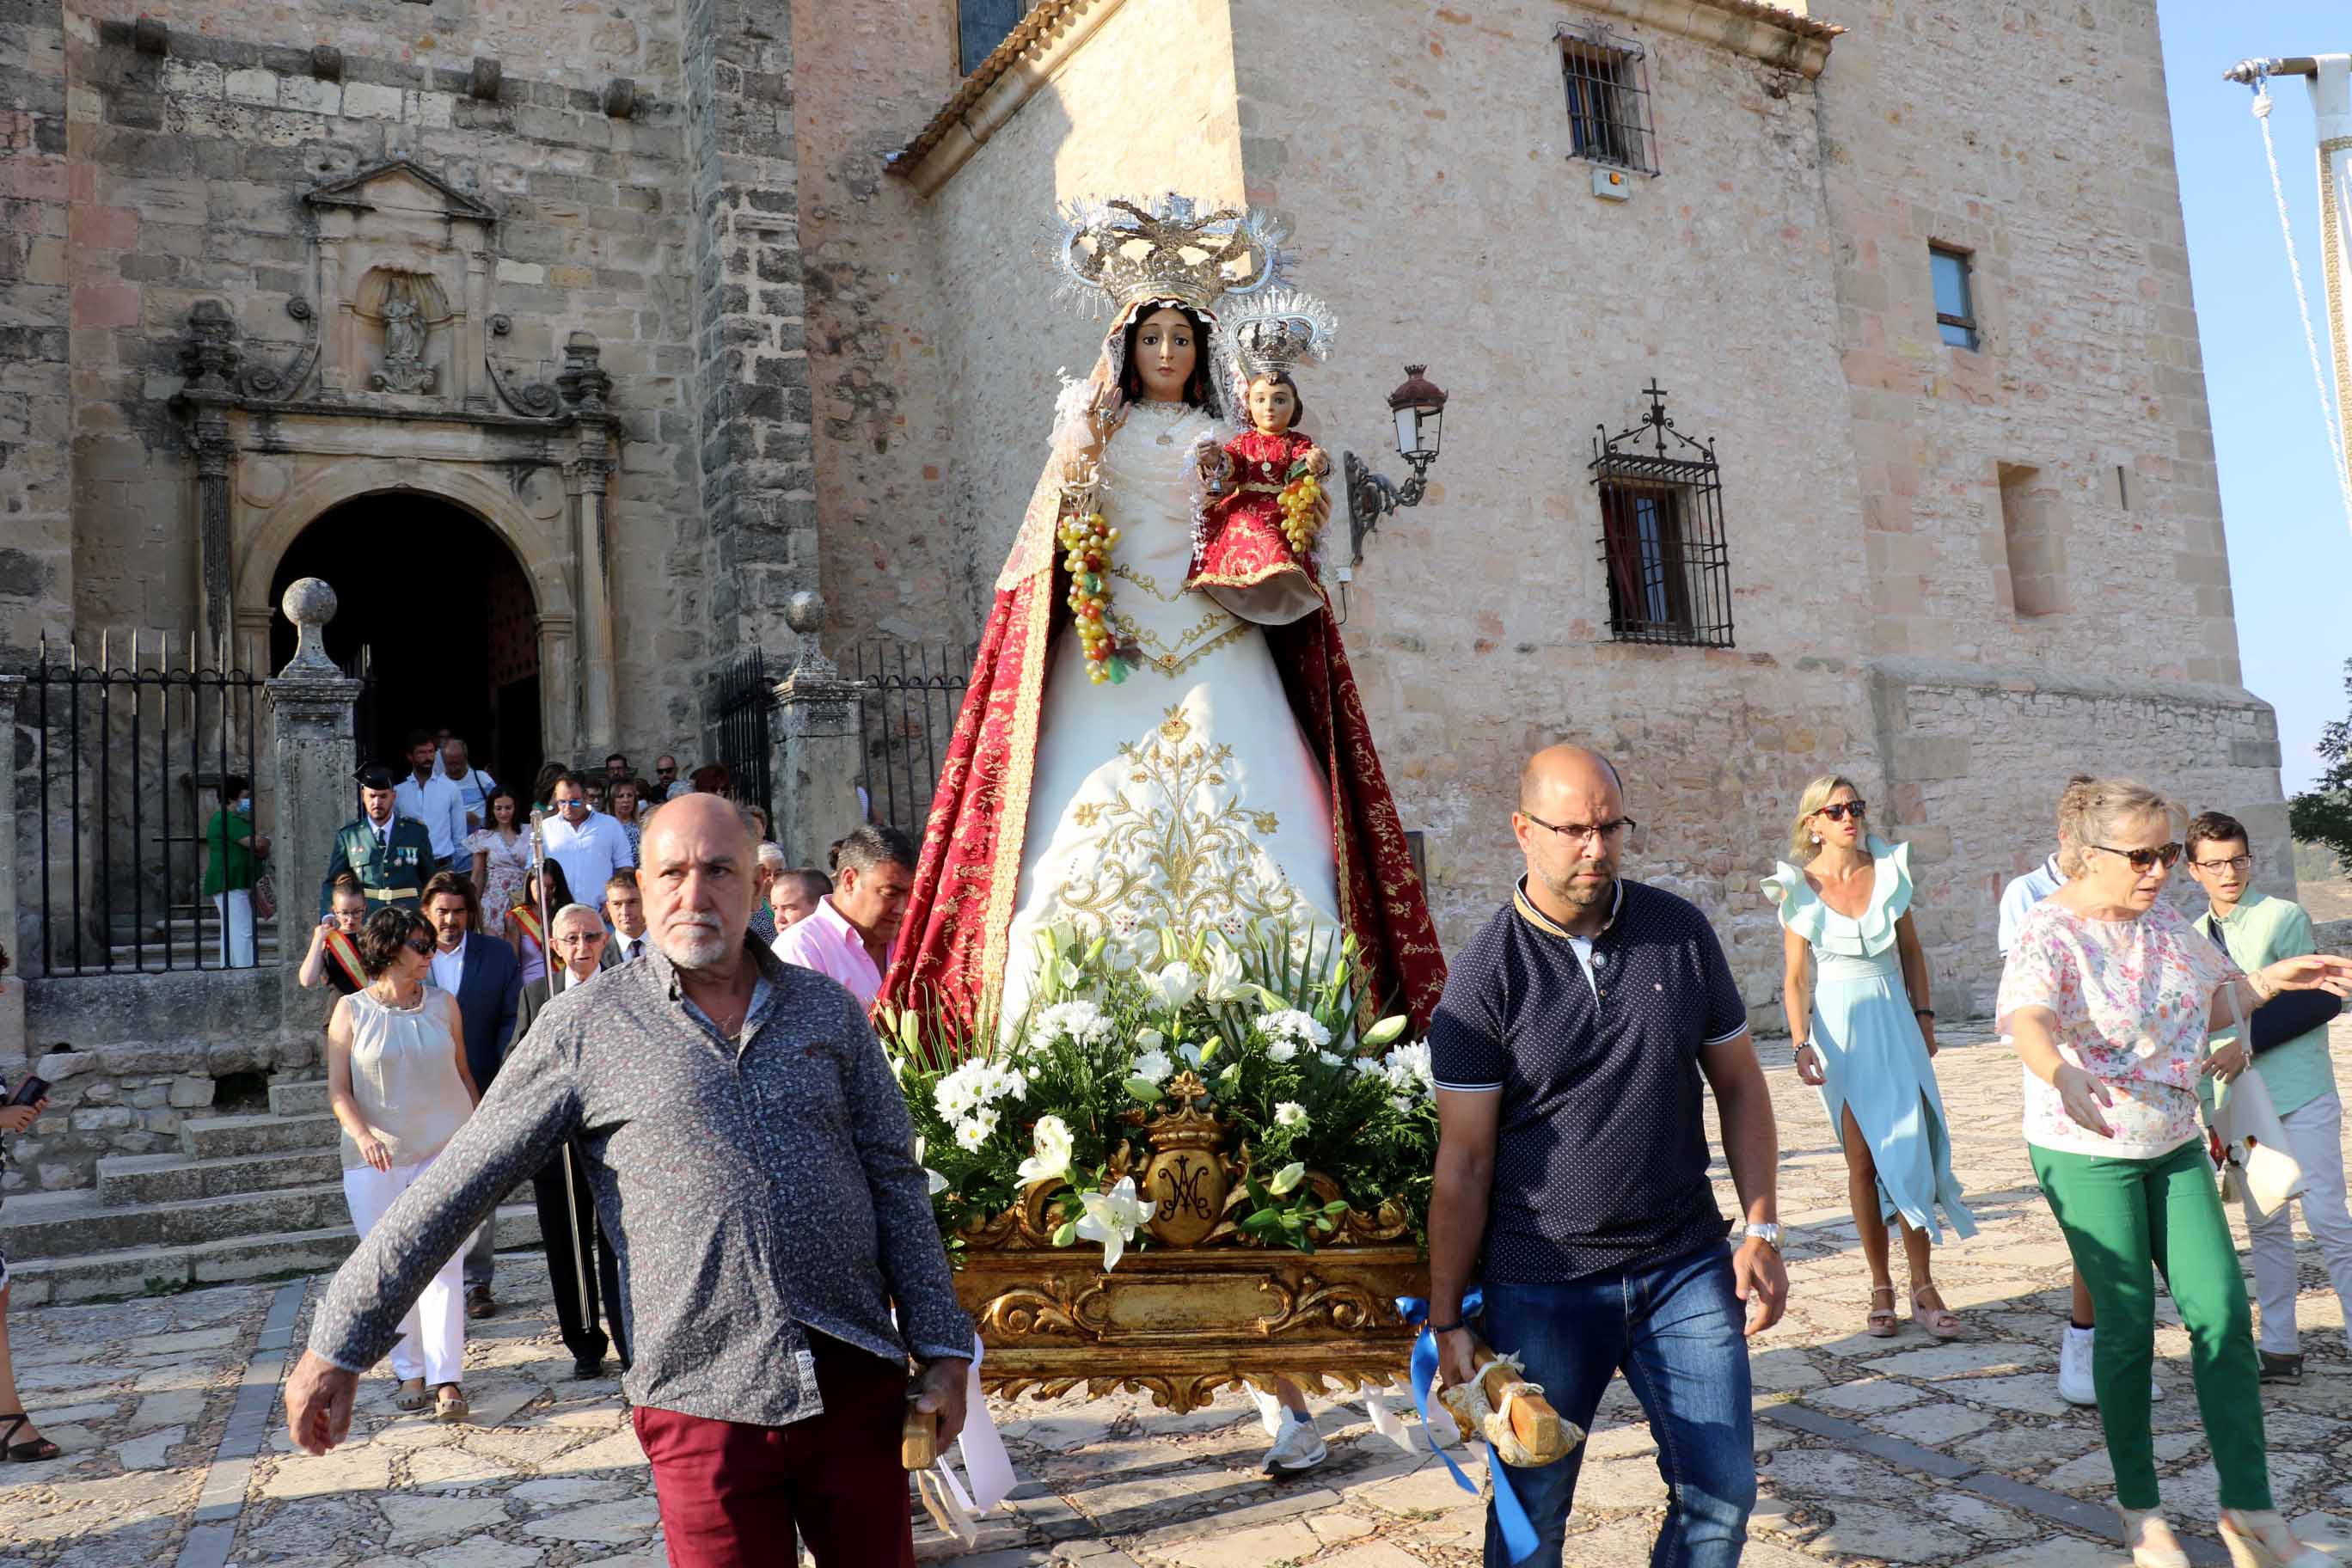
[2159, 3, 2352, 794]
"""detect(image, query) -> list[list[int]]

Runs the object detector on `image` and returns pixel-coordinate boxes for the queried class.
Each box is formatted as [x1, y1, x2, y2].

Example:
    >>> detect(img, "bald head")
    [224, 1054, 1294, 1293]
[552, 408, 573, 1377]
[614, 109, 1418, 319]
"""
[1519, 745, 1624, 816]
[638, 793, 761, 971]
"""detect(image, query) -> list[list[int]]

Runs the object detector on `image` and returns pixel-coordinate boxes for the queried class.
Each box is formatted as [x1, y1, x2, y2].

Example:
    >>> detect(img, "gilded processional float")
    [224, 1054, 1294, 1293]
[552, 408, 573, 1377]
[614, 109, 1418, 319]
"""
[878, 194, 1455, 1417]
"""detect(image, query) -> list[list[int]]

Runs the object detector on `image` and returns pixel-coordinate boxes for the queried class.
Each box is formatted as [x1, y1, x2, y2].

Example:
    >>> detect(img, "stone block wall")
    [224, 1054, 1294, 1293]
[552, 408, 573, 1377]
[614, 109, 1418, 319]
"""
[0, 0, 74, 667]
[11, 966, 301, 1194]
[54, 0, 709, 759]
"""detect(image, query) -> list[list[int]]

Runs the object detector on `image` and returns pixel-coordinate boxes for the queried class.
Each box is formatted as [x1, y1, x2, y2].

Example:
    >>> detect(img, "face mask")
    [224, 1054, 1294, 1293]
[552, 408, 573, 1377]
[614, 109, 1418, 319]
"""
[234, 796, 253, 815]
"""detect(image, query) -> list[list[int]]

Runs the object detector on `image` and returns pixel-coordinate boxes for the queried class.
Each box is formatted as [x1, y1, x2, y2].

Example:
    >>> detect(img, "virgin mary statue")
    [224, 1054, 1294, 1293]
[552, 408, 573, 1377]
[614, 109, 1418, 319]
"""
[879, 196, 1446, 1035]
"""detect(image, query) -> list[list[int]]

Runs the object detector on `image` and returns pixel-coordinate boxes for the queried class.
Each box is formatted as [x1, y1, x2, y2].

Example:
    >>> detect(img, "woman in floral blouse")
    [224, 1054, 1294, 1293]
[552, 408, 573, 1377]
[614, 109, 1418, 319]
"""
[2000, 778, 2352, 1568]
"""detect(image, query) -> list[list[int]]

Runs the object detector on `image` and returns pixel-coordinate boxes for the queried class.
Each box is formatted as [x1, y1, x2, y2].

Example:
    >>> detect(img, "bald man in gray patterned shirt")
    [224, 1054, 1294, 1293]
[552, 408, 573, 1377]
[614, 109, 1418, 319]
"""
[285, 794, 972, 1567]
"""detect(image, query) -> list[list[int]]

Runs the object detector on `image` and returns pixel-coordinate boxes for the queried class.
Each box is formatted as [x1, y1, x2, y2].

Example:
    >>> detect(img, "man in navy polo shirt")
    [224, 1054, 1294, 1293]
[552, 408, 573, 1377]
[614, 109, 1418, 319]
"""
[1428, 744, 1787, 1568]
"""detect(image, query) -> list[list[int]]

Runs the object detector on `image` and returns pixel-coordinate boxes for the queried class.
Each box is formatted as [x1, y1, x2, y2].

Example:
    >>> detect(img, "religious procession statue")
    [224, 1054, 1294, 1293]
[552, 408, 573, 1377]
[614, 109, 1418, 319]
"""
[877, 195, 1453, 1418]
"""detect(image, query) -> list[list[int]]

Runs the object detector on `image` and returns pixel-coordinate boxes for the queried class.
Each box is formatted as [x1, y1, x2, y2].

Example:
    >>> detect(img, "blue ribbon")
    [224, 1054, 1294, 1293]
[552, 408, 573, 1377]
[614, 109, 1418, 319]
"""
[1398, 1291, 1541, 1563]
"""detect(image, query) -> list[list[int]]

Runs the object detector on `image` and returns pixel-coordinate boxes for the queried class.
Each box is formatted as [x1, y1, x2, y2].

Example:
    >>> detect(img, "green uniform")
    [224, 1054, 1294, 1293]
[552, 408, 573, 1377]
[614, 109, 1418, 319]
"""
[319, 815, 437, 916]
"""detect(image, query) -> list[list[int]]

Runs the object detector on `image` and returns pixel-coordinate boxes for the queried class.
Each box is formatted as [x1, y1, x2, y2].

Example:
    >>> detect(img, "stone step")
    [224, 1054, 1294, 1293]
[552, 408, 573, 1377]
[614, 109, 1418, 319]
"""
[8, 1204, 545, 1308]
[96, 1147, 344, 1206]
[180, 1111, 340, 1161]
[269, 1079, 330, 1118]
[0, 1182, 356, 1259]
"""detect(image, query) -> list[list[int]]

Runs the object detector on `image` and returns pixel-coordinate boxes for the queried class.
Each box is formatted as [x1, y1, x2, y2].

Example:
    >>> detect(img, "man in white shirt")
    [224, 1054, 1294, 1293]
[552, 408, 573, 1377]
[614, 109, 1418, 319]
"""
[395, 730, 469, 873]
[542, 773, 635, 903]
[442, 737, 498, 833]
[603, 869, 651, 966]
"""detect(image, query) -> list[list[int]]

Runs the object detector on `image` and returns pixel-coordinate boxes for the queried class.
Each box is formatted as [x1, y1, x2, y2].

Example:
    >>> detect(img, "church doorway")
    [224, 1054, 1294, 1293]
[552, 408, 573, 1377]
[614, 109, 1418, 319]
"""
[268, 493, 542, 791]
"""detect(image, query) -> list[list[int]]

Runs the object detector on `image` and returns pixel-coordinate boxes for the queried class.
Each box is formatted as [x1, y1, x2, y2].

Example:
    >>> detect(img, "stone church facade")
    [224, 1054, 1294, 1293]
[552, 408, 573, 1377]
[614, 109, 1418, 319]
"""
[1, 0, 2282, 1041]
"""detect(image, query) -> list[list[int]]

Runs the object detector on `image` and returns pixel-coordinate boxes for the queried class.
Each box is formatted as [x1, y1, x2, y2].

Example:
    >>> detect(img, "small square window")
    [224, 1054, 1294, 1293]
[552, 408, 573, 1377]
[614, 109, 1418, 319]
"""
[1559, 23, 1657, 176]
[957, 0, 1032, 77]
[1930, 244, 1979, 351]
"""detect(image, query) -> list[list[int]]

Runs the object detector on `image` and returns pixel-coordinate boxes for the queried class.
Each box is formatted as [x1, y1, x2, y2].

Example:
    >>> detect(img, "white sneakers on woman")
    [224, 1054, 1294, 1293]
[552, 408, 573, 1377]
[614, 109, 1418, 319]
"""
[2058, 1325, 2164, 1405]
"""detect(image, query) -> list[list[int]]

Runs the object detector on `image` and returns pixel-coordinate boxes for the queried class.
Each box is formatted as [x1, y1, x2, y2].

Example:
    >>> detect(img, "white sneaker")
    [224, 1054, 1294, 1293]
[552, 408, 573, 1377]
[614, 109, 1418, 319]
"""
[2060, 1326, 2098, 1406]
[2058, 1326, 2164, 1406]
[1263, 1412, 1329, 1475]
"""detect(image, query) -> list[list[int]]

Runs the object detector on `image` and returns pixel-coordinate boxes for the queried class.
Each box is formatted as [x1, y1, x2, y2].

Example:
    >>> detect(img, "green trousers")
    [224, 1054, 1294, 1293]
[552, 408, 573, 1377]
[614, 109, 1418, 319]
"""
[2031, 1139, 2271, 1511]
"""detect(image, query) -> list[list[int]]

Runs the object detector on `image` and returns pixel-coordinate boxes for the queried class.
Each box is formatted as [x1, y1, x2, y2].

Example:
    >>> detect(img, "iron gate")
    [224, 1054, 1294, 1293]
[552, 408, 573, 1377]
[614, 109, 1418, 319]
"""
[852, 643, 974, 842]
[711, 646, 775, 828]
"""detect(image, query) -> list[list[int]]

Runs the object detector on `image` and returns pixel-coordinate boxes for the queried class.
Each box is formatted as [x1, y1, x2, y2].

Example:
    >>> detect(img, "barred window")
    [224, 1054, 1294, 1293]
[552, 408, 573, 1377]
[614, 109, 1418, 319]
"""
[958, 0, 1034, 77]
[1591, 383, 1733, 648]
[1558, 23, 1657, 176]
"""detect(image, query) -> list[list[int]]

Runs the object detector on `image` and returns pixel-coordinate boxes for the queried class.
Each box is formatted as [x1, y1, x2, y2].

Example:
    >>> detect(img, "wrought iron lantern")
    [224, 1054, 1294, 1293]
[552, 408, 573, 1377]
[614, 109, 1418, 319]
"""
[1344, 364, 1449, 567]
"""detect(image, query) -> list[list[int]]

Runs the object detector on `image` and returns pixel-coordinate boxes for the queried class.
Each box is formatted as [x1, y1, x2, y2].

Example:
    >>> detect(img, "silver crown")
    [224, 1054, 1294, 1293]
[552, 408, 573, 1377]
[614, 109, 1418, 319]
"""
[1220, 289, 1337, 381]
[1050, 194, 1290, 317]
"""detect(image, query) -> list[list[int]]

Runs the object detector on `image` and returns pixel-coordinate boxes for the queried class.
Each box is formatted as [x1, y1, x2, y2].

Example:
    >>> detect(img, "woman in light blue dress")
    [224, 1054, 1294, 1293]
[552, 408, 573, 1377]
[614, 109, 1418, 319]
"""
[1767, 775, 1975, 1338]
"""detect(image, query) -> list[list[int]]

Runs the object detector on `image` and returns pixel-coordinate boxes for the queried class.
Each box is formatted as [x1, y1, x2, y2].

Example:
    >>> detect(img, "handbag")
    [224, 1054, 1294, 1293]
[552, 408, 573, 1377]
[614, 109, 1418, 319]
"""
[251, 872, 278, 922]
[2211, 981, 2306, 1223]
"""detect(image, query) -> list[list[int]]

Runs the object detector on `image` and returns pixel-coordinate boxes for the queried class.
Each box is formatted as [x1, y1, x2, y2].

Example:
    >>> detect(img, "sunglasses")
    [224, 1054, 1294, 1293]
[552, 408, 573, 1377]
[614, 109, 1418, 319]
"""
[1815, 800, 1866, 823]
[402, 935, 435, 957]
[2092, 842, 2183, 873]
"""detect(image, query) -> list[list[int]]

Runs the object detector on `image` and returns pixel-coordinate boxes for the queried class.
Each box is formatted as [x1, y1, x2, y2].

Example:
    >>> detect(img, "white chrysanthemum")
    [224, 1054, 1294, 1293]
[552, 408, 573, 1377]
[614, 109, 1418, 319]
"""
[1381, 1041, 1435, 1098]
[1353, 1056, 1387, 1078]
[1274, 1100, 1308, 1129]
[1265, 1038, 1297, 1063]
[953, 1106, 1000, 1150]
[1130, 1046, 1174, 1087]
[1031, 1000, 1112, 1050]
[1317, 1050, 1346, 1068]
[1260, 1009, 1332, 1050]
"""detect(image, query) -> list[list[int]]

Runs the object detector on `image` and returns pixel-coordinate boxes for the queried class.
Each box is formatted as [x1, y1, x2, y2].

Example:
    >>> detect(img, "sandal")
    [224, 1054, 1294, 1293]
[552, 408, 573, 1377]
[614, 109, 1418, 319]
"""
[434, 1385, 468, 1424]
[392, 1378, 432, 1412]
[1866, 1284, 1900, 1338]
[1, 1413, 62, 1463]
[1911, 1285, 1962, 1340]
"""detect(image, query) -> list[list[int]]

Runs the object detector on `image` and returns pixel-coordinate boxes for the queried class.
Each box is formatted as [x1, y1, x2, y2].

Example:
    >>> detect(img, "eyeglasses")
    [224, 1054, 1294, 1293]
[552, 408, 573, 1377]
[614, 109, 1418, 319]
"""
[1522, 813, 1636, 845]
[402, 936, 435, 957]
[2191, 854, 2254, 874]
[2091, 842, 2183, 873]
[1815, 800, 1867, 823]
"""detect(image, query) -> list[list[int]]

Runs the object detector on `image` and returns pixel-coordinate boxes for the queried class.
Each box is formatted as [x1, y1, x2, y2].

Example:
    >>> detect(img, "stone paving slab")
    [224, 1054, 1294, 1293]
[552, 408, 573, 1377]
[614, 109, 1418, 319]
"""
[4, 1020, 2351, 1566]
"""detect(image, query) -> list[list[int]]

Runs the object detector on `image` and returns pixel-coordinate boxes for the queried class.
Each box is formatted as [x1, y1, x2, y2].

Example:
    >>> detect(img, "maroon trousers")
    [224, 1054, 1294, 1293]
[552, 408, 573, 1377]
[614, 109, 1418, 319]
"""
[631, 1334, 916, 1568]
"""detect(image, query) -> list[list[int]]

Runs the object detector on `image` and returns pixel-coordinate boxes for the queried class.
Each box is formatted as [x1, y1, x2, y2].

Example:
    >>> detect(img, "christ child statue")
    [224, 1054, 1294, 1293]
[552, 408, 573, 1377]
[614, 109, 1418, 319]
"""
[1187, 293, 1338, 621]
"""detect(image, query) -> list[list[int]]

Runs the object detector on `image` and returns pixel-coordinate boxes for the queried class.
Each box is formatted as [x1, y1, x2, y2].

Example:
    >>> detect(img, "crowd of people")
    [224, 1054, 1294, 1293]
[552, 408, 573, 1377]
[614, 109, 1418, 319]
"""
[92, 728, 2352, 1566]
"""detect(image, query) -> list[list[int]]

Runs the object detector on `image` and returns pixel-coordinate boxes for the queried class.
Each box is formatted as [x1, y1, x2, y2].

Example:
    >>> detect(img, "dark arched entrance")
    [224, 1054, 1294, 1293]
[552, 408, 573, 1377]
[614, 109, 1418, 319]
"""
[269, 493, 542, 789]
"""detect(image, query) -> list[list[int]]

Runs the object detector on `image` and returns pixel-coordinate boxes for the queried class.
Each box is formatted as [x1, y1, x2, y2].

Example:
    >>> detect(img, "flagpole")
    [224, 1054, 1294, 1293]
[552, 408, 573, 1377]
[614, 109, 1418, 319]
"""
[529, 807, 596, 1350]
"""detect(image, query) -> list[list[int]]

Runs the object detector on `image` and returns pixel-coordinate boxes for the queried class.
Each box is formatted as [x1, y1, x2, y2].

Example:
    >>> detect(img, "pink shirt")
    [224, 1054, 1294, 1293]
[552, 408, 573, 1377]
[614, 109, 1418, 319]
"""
[769, 896, 885, 1007]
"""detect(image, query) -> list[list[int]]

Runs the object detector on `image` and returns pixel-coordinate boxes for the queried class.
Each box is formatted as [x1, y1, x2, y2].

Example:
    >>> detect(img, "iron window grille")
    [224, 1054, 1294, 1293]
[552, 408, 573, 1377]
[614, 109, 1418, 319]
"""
[958, 0, 1036, 77]
[1558, 21, 1658, 176]
[1590, 382, 1734, 648]
[1930, 244, 1980, 351]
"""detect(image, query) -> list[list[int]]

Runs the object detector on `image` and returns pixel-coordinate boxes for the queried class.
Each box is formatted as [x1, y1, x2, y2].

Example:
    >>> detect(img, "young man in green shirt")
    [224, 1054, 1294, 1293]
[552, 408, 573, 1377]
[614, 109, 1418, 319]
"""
[2186, 812, 2352, 1383]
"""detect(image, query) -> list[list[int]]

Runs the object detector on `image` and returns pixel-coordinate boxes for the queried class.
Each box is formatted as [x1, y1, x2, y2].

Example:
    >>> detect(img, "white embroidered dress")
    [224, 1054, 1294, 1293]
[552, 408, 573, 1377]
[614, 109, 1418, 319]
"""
[995, 400, 1343, 1028]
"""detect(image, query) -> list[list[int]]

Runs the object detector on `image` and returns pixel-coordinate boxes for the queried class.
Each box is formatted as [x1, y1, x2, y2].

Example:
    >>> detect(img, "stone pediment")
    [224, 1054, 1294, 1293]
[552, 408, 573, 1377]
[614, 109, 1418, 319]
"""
[302, 159, 498, 224]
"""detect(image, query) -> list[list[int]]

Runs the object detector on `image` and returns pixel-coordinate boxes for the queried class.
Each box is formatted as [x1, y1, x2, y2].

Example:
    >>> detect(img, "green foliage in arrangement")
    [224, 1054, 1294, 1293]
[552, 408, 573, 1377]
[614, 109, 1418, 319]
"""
[879, 922, 1438, 1268]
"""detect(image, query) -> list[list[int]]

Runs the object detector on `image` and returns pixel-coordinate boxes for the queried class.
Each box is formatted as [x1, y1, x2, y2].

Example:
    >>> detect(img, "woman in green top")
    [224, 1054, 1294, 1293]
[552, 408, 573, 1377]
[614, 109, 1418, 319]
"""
[201, 774, 271, 968]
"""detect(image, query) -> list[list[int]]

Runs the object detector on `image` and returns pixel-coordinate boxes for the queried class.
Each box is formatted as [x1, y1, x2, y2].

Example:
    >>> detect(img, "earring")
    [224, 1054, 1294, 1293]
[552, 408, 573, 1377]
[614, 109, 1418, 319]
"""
[1810, 833, 1822, 845]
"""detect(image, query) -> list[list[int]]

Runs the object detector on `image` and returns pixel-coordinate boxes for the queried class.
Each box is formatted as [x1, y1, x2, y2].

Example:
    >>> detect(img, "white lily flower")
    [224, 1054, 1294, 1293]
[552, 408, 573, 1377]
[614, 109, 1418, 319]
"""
[1146, 961, 1200, 1012]
[1269, 1161, 1308, 1195]
[1199, 942, 1248, 1003]
[914, 1136, 948, 1196]
[1136, 1027, 1165, 1052]
[1075, 1176, 1143, 1271]
[1362, 1014, 1410, 1049]
[1274, 1100, 1308, 1129]
[1017, 1114, 1075, 1186]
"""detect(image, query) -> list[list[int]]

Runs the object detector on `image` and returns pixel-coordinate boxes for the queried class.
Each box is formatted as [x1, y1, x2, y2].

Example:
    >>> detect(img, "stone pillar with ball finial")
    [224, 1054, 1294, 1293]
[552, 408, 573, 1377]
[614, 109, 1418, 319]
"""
[768, 591, 869, 869]
[266, 579, 364, 1048]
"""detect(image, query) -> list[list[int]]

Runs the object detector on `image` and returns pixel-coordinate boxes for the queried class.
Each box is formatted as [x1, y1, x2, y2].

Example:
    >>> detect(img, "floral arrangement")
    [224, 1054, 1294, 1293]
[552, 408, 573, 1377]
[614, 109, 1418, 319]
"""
[881, 923, 1439, 1271]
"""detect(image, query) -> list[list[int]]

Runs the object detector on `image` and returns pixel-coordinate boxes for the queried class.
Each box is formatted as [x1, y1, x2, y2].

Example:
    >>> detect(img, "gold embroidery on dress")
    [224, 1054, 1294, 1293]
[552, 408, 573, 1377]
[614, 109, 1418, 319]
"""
[1110, 563, 1179, 603]
[1051, 705, 1306, 935]
[1111, 611, 1252, 678]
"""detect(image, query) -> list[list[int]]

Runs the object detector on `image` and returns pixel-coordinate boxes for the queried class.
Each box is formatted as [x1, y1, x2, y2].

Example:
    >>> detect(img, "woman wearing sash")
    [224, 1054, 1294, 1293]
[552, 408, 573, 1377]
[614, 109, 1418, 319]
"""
[505, 861, 573, 989]
[299, 873, 371, 1007]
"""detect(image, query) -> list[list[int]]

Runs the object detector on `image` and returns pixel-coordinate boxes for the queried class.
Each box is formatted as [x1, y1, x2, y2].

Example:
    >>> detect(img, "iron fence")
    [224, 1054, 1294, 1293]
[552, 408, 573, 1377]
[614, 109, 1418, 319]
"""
[711, 646, 775, 828]
[27, 632, 268, 977]
[851, 643, 975, 842]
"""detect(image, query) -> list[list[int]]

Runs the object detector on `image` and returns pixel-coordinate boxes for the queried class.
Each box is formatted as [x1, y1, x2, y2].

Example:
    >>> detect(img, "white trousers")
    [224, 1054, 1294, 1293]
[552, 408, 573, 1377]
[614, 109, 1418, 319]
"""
[211, 890, 254, 968]
[2248, 1090, 2352, 1356]
[342, 1156, 465, 1385]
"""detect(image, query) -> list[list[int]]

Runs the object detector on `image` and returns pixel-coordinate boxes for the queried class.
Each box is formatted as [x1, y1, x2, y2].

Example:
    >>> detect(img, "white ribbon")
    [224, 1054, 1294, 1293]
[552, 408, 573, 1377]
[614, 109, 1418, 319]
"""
[915, 1332, 1016, 1547]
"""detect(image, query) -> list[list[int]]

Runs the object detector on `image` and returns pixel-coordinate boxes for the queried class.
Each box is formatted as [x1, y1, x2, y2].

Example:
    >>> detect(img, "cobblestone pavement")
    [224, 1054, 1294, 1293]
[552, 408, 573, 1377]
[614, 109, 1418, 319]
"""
[5, 1022, 2351, 1568]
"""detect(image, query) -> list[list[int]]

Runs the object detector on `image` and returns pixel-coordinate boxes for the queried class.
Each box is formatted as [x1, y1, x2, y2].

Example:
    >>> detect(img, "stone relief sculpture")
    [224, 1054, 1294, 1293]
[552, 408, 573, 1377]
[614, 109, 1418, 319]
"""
[371, 298, 438, 394]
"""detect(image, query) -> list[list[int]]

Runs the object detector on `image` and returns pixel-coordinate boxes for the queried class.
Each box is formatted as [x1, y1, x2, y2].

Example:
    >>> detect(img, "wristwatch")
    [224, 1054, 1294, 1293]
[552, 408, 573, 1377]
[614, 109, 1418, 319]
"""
[1743, 1222, 1784, 1253]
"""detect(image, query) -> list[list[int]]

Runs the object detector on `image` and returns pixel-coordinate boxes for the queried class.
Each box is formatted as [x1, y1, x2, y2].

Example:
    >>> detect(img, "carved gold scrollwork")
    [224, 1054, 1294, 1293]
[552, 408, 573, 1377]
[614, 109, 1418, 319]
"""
[1253, 1272, 1391, 1338]
[975, 1276, 1109, 1341]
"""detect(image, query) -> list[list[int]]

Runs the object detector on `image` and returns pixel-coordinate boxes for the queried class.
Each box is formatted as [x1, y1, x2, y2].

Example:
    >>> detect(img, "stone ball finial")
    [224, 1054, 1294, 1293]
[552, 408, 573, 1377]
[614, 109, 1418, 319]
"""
[279, 577, 341, 676]
[785, 590, 826, 635]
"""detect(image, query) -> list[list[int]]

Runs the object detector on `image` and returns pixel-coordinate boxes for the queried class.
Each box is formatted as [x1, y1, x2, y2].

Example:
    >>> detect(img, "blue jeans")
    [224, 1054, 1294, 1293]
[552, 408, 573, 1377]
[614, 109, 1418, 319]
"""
[1479, 1242, 1755, 1567]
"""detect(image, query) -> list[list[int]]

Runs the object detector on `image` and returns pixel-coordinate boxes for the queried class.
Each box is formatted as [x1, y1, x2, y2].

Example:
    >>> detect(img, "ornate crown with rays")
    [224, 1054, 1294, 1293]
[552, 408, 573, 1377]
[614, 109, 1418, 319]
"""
[1051, 194, 1291, 318]
[1219, 288, 1338, 383]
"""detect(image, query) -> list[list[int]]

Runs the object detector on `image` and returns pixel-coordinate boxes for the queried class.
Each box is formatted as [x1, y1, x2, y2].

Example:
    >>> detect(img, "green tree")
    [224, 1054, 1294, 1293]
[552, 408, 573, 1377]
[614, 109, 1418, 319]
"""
[2289, 658, 2352, 873]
